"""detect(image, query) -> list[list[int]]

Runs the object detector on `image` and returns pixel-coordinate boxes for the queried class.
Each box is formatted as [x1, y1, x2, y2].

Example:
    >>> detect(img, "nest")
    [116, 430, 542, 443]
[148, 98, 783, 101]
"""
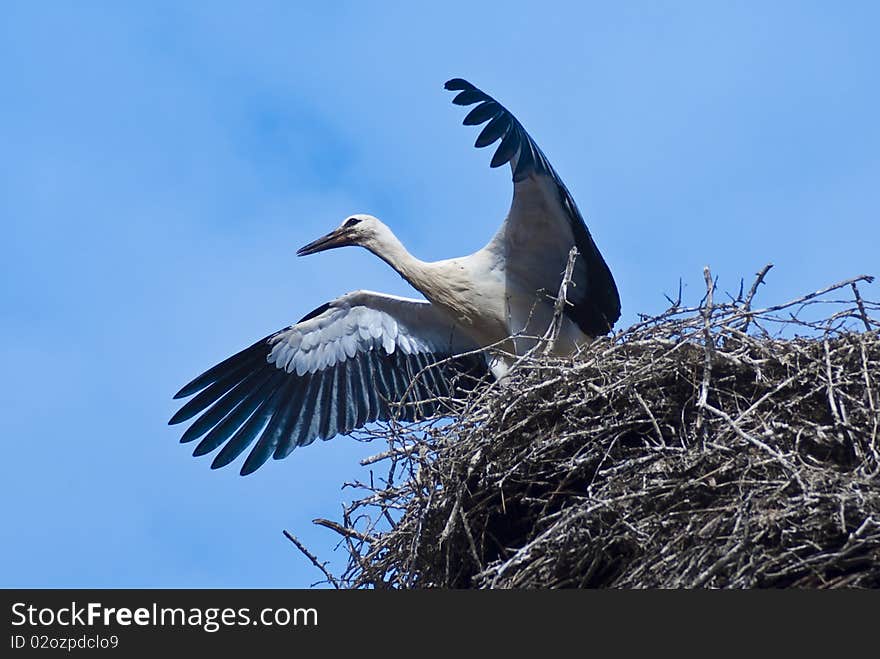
[287, 265, 880, 588]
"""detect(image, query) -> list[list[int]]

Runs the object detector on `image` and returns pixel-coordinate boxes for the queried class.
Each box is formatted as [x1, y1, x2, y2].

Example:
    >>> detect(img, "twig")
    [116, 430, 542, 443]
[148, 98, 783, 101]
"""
[542, 246, 579, 356]
[360, 443, 420, 466]
[313, 518, 372, 542]
[664, 278, 683, 309]
[697, 266, 716, 431]
[634, 390, 664, 446]
[283, 530, 340, 589]
[740, 264, 774, 332]
[746, 274, 874, 318]
[851, 282, 874, 332]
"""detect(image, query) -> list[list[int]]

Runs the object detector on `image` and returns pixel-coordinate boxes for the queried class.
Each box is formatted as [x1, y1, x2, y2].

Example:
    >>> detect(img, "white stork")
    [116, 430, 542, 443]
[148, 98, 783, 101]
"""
[169, 78, 621, 475]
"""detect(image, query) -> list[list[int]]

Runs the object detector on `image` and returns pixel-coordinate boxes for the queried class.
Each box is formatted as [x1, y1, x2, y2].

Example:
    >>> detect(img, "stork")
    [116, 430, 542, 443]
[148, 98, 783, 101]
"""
[169, 78, 621, 475]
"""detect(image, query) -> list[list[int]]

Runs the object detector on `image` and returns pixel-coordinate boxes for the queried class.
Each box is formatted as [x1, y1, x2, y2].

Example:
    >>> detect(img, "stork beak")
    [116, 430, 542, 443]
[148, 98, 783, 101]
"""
[296, 228, 352, 257]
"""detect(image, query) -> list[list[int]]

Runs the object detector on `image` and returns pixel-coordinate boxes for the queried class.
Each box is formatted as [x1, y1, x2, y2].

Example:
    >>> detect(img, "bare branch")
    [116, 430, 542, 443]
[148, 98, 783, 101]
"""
[283, 530, 340, 589]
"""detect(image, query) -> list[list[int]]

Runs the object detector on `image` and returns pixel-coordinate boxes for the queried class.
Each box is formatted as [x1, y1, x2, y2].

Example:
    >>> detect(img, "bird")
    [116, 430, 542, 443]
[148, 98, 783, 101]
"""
[169, 78, 621, 476]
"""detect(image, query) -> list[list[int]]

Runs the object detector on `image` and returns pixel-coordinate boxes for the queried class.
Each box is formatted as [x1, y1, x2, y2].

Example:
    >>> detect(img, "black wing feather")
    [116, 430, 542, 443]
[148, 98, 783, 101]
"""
[452, 89, 485, 106]
[347, 358, 369, 429]
[272, 371, 315, 461]
[358, 352, 382, 423]
[210, 375, 285, 470]
[192, 371, 280, 457]
[295, 370, 326, 449]
[168, 355, 261, 425]
[179, 368, 273, 444]
[490, 127, 521, 168]
[172, 337, 267, 399]
[464, 101, 501, 126]
[239, 377, 298, 475]
[318, 365, 339, 441]
[475, 113, 510, 148]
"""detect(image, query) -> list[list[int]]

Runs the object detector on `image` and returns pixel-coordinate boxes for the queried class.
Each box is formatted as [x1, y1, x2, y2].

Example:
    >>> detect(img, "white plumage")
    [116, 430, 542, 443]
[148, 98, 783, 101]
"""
[169, 78, 620, 475]
[266, 291, 475, 377]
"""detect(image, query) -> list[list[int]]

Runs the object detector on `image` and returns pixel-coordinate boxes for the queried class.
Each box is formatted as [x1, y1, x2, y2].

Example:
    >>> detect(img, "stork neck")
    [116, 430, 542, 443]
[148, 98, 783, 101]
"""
[369, 233, 434, 294]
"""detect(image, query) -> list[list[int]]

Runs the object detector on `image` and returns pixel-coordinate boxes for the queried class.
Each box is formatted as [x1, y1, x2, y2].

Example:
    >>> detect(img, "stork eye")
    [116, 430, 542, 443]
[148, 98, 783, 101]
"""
[344, 217, 362, 228]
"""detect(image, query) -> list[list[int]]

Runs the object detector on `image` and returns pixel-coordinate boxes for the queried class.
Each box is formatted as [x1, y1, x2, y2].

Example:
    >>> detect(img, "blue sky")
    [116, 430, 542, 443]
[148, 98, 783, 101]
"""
[1, 2, 877, 587]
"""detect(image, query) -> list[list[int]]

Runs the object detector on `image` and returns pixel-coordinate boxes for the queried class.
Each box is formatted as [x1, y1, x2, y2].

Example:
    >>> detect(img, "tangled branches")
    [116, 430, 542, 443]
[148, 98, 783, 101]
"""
[288, 266, 880, 588]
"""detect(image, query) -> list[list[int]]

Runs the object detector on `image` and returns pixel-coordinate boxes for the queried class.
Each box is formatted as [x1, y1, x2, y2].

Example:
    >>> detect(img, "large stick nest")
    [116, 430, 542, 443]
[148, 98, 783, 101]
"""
[290, 266, 880, 588]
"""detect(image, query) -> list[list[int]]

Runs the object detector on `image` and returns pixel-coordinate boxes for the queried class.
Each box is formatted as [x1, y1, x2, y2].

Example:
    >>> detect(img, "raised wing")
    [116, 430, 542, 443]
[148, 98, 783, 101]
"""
[445, 78, 621, 337]
[169, 290, 486, 475]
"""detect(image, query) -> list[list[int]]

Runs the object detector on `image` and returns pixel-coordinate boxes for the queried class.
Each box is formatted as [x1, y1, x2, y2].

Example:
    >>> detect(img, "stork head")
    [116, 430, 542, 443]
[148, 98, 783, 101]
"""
[297, 214, 386, 256]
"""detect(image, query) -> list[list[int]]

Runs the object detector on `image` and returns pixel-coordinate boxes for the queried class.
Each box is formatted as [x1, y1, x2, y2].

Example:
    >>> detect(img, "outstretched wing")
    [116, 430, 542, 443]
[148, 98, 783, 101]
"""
[169, 290, 486, 475]
[445, 78, 621, 337]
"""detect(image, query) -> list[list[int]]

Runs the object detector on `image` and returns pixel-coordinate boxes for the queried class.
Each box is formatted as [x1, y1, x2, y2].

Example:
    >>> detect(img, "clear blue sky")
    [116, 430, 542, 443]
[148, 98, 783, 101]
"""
[2, 2, 877, 587]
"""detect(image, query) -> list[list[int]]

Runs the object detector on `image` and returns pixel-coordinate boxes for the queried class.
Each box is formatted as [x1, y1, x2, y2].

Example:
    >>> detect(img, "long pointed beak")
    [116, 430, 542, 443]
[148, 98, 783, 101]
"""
[296, 228, 352, 257]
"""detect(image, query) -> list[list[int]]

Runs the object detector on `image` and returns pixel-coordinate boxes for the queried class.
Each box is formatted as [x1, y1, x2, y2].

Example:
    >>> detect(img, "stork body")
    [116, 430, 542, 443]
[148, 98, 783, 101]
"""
[169, 79, 620, 475]
[347, 212, 587, 369]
